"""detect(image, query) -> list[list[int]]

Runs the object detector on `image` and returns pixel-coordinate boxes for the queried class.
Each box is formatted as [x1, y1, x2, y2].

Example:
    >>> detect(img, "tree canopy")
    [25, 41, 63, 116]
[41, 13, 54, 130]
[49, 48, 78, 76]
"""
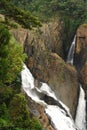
[0, 0, 87, 129]
[0, 2, 43, 129]
[0, 24, 26, 85]
[11, 0, 87, 23]
[0, 0, 42, 29]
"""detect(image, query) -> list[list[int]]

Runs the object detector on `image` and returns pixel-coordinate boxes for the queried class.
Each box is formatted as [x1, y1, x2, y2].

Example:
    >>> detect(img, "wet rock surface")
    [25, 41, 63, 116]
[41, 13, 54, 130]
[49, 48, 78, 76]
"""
[74, 24, 87, 99]
[11, 23, 79, 118]
[74, 24, 87, 124]
[24, 93, 55, 130]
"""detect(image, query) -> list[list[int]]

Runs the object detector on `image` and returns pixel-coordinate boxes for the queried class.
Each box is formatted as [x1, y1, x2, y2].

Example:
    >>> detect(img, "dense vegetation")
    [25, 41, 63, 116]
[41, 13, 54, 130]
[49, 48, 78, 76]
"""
[0, 24, 43, 130]
[0, 0, 87, 129]
[0, 25, 26, 85]
[12, 0, 87, 23]
[0, 0, 42, 29]
[0, 0, 43, 129]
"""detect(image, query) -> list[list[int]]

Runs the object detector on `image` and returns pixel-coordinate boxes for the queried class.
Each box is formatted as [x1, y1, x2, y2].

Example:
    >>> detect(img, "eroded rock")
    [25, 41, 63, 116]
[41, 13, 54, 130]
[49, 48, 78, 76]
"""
[11, 23, 79, 118]
[74, 24, 87, 99]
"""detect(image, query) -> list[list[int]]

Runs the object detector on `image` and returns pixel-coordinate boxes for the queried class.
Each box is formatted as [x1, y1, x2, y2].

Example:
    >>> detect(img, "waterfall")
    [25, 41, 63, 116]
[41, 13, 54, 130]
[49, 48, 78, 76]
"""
[21, 35, 86, 130]
[75, 86, 86, 130]
[21, 64, 78, 130]
[67, 35, 76, 64]
[67, 36, 86, 130]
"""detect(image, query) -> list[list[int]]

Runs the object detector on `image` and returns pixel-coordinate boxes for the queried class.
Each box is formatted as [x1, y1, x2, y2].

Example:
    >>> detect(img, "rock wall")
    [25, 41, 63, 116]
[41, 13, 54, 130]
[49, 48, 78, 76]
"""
[74, 24, 87, 99]
[74, 24, 87, 123]
[11, 22, 79, 118]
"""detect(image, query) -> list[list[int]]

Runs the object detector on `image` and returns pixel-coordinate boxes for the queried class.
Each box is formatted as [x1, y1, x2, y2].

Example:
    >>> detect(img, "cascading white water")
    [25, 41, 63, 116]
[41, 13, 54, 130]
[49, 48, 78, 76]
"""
[67, 36, 86, 130]
[75, 86, 86, 130]
[67, 35, 76, 64]
[21, 64, 78, 130]
[21, 35, 86, 130]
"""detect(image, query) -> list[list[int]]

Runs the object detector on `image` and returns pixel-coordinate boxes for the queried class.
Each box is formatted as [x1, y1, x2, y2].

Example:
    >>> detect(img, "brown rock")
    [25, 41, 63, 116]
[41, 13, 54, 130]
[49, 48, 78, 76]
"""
[11, 21, 64, 57]
[46, 125, 54, 130]
[10, 28, 27, 45]
[80, 62, 87, 97]
[28, 51, 79, 118]
[74, 24, 87, 99]
[11, 23, 79, 118]
[39, 113, 49, 128]
[75, 24, 87, 54]
[48, 53, 79, 118]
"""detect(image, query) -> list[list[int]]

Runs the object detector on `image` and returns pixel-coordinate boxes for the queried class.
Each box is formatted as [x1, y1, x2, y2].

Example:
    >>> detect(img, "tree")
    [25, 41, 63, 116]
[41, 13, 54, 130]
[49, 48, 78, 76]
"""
[11, 0, 87, 23]
[0, 0, 42, 29]
[10, 94, 43, 130]
[0, 24, 10, 85]
[0, 24, 26, 85]
[10, 94, 31, 128]
[0, 1, 43, 130]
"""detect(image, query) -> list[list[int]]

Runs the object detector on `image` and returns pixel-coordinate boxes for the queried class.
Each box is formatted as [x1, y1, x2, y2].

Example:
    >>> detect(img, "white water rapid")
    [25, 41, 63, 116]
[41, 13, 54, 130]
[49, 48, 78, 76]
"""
[75, 86, 86, 130]
[67, 36, 86, 130]
[21, 64, 78, 130]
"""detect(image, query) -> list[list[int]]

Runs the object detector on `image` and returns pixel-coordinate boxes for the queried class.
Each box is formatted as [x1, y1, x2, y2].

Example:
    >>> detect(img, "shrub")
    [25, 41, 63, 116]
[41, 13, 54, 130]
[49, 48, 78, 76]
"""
[10, 94, 31, 128]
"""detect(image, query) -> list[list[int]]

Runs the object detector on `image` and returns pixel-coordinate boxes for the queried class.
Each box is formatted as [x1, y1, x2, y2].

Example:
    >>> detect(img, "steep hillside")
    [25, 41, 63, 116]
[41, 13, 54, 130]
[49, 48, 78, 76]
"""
[12, 0, 87, 22]
[0, 1, 43, 129]
[12, 0, 87, 60]
[0, 0, 87, 129]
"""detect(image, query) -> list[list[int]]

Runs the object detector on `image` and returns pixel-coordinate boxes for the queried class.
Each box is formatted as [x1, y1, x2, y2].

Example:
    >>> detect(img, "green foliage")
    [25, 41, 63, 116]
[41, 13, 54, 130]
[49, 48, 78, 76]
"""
[0, 86, 13, 105]
[11, 0, 87, 23]
[0, 2, 43, 130]
[0, 24, 26, 85]
[10, 93, 43, 130]
[30, 117, 43, 130]
[0, 86, 43, 130]
[0, 118, 9, 129]
[0, 0, 42, 29]
[10, 94, 30, 128]
[0, 103, 8, 118]
[3, 19, 19, 29]
[5, 36, 26, 84]
[0, 24, 10, 85]
[0, 23, 27, 130]
[12, 0, 52, 22]
[0, 102, 14, 130]
[0, 118, 14, 130]
[11, 0, 87, 59]
[61, 16, 79, 59]
[0, 23, 10, 46]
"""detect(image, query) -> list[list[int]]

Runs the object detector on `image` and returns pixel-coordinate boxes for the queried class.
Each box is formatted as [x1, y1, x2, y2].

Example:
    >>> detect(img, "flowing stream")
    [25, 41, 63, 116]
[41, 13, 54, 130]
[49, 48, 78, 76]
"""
[67, 35, 76, 64]
[75, 85, 86, 130]
[21, 64, 78, 130]
[21, 35, 86, 130]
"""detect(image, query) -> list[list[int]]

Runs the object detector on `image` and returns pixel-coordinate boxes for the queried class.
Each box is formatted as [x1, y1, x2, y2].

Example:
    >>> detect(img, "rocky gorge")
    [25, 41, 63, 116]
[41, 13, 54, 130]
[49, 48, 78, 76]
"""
[10, 22, 87, 129]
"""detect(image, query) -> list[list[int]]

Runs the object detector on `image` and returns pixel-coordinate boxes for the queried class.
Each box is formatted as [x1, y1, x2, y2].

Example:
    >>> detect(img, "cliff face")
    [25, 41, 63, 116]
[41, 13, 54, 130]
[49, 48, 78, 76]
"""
[74, 24, 87, 100]
[11, 22, 79, 118]
[10, 28, 27, 45]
